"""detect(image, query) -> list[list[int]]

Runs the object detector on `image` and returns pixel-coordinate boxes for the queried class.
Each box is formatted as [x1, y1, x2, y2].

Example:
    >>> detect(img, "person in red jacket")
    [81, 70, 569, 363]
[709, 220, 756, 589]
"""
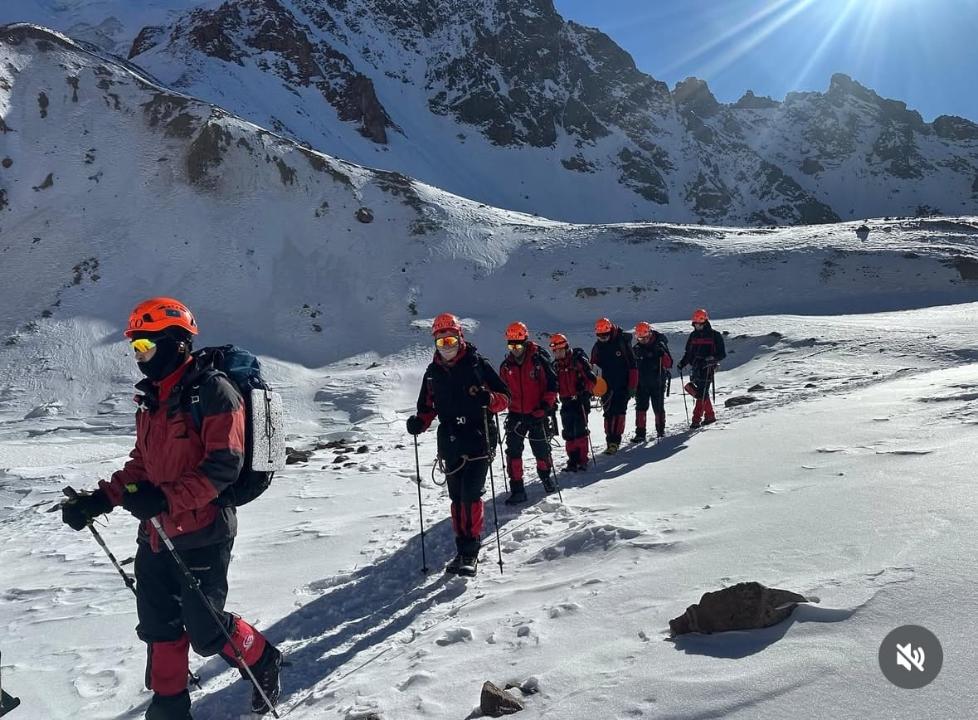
[60, 297, 280, 720]
[632, 321, 673, 441]
[498, 322, 559, 504]
[406, 313, 510, 575]
[590, 318, 638, 454]
[677, 308, 726, 428]
[549, 333, 597, 471]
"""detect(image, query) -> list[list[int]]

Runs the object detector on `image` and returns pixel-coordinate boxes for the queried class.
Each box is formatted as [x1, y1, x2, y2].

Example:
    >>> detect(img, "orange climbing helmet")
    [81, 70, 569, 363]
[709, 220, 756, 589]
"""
[505, 321, 529, 342]
[431, 312, 462, 336]
[124, 297, 198, 338]
[635, 321, 653, 339]
[691, 308, 709, 325]
[549, 333, 569, 350]
[594, 317, 614, 335]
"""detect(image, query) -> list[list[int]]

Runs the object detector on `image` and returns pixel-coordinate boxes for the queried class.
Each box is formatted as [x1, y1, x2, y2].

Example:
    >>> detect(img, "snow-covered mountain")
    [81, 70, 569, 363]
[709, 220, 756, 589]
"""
[3, 1, 977, 224]
[3, 22, 978, 720]
[3, 23, 978, 407]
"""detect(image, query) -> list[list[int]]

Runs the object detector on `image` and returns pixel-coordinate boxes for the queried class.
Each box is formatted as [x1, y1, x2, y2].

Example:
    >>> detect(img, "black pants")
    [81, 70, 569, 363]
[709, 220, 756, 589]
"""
[689, 363, 715, 400]
[135, 541, 235, 657]
[559, 398, 589, 441]
[504, 413, 552, 483]
[635, 380, 666, 416]
[443, 453, 488, 557]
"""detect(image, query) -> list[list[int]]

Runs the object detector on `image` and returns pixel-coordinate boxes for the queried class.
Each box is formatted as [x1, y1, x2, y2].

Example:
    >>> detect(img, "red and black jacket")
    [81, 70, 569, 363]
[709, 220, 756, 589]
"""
[415, 343, 510, 457]
[633, 331, 673, 388]
[499, 342, 558, 416]
[679, 322, 727, 367]
[99, 357, 244, 551]
[590, 326, 638, 392]
[555, 348, 597, 401]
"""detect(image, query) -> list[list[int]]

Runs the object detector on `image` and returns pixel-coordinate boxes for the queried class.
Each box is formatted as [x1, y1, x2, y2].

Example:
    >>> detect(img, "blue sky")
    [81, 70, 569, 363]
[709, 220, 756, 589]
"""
[552, 0, 978, 122]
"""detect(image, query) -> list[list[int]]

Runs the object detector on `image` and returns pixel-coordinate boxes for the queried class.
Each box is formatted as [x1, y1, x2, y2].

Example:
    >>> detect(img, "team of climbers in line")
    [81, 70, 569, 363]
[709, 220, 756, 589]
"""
[50, 298, 728, 715]
[406, 309, 726, 576]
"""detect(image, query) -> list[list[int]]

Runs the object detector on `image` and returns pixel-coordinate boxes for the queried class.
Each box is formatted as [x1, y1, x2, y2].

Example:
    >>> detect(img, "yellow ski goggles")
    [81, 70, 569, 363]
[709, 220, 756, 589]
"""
[435, 335, 460, 348]
[130, 338, 157, 353]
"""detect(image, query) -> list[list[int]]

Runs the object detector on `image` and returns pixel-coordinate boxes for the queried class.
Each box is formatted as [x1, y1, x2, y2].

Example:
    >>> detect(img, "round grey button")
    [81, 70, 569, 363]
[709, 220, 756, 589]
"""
[879, 625, 943, 688]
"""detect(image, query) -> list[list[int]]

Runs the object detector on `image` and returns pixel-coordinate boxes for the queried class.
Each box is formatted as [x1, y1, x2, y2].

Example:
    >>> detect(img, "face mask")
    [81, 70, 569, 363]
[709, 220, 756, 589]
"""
[437, 344, 460, 362]
[137, 336, 186, 381]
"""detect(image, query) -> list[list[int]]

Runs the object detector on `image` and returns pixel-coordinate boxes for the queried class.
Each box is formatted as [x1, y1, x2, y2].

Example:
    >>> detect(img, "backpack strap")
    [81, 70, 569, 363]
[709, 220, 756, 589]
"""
[183, 367, 224, 431]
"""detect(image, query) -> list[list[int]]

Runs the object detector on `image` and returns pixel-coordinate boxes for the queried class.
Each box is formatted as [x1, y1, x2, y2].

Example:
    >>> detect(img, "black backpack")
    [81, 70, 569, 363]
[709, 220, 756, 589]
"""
[185, 345, 286, 506]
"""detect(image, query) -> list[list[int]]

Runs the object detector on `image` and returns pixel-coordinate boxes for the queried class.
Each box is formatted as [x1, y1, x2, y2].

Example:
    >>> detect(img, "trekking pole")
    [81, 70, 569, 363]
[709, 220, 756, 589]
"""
[483, 410, 505, 574]
[148, 517, 280, 718]
[542, 420, 563, 503]
[494, 414, 509, 485]
[712, 365, 717, 404]
[412, 436, 428, 574]
[64, 487, 136, 596]
[679, 368, 689, 423]
[581, 401, 597, 469]
[62, 488, 205, 689]
[0, 651, 21, 718]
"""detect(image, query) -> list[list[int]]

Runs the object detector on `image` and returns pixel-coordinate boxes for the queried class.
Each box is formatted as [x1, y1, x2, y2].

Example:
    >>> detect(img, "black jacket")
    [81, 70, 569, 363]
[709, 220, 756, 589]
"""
[590, 327, 638, 391]
[416, 343, 510, 457]
[679, 322, 726, 368]
[633, 331, 672, 388]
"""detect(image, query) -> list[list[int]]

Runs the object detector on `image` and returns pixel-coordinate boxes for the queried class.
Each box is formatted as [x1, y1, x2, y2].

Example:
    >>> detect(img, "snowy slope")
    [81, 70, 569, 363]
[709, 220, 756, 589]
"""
[4, 304, 978, 720]
[2, 23, 978, 720]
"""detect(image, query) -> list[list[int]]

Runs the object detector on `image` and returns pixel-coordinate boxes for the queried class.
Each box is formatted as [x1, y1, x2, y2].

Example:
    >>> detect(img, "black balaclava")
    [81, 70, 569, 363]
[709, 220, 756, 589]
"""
[136, 332, 190, 381]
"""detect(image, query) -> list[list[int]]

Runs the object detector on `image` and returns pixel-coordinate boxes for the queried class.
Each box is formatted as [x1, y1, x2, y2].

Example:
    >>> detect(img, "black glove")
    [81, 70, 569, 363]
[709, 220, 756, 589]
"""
[473, 388, 492, 407]
[406, 415, 425, 435]
[678, 360, 688, 370]
[61, 489, 112, 531]
[121, 482, 168, 521]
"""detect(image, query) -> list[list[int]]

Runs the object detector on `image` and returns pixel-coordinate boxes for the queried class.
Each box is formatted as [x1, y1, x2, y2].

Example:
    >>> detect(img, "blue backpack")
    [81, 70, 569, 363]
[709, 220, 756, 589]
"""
[185, 345, 286, 506]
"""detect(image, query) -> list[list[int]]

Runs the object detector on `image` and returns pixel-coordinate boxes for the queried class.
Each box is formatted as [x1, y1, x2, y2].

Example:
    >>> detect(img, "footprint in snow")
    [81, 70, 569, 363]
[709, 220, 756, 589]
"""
[547, 602, 581, 619]
[435, 627, 473, 645]
[396, 672, 434, 691]
[73, 669, 120, 698]
[527, 524, 643, 563]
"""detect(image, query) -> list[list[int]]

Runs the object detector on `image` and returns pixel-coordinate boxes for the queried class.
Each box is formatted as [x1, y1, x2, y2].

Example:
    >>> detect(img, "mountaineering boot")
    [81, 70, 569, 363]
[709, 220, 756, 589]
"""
[445, 554, 463, 574]
[458, 554, 479, 577]
[603, 442, 619, 455]
[701, 417, 716, 426]
[538, 468, 557, 493]
[690, 420, 701, 429]
[630, 428, 646, 443]
[249, 644, 282, 715]
[504, 481, 528, 505]
[146, 691, 192, 720]
[505, 488, 528, 505]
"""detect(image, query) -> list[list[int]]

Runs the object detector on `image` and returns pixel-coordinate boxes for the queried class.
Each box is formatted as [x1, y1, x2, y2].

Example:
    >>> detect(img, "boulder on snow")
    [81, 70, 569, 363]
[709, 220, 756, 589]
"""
[285, 447, 312, 464]
[669, 581, 808, 636]
[724, 395, 757, 408]
[480, 681, 524, 717]
[747, 383, 765, 393]
[355, 206, 374, 223]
